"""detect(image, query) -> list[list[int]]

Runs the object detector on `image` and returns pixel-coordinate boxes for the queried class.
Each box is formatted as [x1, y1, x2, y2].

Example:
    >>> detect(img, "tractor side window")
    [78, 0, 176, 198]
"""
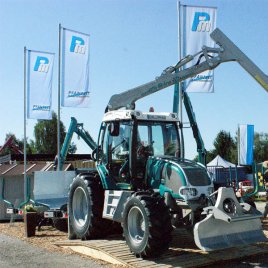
[111, 123, 130, 161]
[151, 125, 164, 155]
[163, 124, 180, 156]
[137, 125, 149, 147]
[101, 124, 111, 164]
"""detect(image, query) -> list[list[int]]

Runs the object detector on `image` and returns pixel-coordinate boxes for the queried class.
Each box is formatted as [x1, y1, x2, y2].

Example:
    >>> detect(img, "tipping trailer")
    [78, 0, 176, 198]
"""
[34, 117, 97, 228]
[3, 117, 97, 231]
[68, 28, 268, 257]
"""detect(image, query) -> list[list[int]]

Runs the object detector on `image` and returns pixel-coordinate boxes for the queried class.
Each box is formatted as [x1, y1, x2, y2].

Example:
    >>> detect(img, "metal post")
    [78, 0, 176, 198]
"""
[23, 47, 27, 201]
[57, 24, 62, 171]
[178, 1, 185, 158]
[237, 125, 240, 166]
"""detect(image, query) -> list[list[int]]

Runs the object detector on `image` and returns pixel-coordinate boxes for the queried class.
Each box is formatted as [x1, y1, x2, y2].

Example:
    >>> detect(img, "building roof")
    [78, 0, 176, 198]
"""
[0, 162, 73, 176]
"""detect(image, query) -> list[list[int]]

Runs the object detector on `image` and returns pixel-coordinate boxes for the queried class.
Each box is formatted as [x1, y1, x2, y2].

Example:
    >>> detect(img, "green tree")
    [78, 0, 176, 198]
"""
[254, 132, 268, 163]
[33, 111, 77, 155]
[213, 130, 236, 162]
[193, 130, 237, 164]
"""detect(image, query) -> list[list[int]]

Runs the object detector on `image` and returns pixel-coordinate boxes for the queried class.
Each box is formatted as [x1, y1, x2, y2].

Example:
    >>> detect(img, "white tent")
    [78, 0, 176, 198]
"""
[207, 155, 235, 168]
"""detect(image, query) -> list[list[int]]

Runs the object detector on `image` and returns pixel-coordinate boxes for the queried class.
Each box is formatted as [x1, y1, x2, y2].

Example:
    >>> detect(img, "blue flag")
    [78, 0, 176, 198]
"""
[239, 124, 254, 165]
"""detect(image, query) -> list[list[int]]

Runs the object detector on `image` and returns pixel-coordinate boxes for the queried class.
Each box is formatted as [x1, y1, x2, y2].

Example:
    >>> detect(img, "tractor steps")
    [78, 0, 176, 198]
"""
[55, 223, 268, 268]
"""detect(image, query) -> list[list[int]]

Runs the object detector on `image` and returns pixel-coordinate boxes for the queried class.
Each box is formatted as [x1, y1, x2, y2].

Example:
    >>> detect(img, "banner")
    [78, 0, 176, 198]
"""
[180, 5, 217, 93]
[239, 124, 254, 165]
[27, 50, 54, 119]
[61, 28, 90, 107]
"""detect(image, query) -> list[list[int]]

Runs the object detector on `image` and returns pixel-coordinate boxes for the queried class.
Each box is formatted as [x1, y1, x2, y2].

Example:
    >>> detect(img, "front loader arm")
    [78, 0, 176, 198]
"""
[107, 28, 268, 111]
[59, 117, 97, 170]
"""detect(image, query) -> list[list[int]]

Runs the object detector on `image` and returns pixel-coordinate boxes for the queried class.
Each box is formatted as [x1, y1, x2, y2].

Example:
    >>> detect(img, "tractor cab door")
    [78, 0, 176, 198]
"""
[98, 121, 133, 188]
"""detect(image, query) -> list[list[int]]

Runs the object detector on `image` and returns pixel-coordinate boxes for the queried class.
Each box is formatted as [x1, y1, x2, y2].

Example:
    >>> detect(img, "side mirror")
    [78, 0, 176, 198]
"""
[109, 122, 120, 136]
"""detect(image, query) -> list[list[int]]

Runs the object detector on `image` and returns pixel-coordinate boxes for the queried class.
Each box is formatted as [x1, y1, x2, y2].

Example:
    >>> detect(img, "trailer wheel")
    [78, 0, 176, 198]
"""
[69, 173, 109, 239]
[122, 193, 172, 258]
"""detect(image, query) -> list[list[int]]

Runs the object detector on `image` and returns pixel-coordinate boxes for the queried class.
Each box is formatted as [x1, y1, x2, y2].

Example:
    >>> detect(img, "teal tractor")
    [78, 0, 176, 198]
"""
[68, 28, 268, 257]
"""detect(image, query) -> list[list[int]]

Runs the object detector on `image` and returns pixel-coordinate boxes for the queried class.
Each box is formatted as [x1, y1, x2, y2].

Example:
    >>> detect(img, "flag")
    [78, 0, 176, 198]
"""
[61, 28, 90, 107]
[27, 50, 54, 119]
[239, 124, 254, 165]
[180, 5, 217, 93]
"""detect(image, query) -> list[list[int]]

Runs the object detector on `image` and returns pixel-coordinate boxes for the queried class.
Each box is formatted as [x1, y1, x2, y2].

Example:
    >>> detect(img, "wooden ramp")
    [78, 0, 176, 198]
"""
[55, 222, 268, 268]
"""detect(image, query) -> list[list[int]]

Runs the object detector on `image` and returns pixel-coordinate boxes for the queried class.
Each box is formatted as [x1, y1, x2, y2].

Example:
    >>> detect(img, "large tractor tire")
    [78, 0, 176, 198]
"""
[122, 192, 172, 258]
[68, 172, 109, 240]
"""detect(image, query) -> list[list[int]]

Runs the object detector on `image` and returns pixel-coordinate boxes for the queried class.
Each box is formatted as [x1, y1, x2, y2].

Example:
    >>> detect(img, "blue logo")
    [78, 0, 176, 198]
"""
[34, 56, 50, 73]
[32, 105, 50, 111]
[192, 12, 211, 32]
[70, 36, 86, 54]
[68, 90, 90, 98]
[190, 74, 212, 82]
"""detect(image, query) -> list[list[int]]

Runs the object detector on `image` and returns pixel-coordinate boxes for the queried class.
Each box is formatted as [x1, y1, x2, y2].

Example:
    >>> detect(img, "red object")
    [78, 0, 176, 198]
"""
[0, 136, 23, 154]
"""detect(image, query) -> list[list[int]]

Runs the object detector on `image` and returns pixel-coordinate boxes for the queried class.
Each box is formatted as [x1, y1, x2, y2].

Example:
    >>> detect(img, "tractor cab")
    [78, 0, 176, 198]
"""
[96, 110, 180, 190]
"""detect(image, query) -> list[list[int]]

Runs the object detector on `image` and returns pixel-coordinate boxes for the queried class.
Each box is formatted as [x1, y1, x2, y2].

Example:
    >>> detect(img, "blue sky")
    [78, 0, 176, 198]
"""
[0, 0, 268, 160]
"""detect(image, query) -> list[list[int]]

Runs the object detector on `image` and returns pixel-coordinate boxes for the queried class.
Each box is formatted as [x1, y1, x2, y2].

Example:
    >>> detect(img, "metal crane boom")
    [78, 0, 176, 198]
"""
[107, 28, 268, 111]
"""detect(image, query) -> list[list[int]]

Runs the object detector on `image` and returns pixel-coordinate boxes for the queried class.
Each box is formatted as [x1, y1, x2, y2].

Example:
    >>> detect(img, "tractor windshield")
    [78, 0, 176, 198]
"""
[136, 121, 180, 157]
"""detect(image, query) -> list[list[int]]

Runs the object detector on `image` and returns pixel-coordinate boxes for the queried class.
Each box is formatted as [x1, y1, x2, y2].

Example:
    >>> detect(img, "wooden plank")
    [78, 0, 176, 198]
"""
[62, 245, 126, 265]
[55, 227, 268, 268]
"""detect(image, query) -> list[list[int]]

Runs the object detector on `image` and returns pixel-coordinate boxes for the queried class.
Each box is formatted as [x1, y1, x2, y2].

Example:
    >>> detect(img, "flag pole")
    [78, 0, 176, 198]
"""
[57, 24, 61, 171]
[178, 1, 184, 158]
[23, 46, 27, 201]
[237, 125, 240, 166]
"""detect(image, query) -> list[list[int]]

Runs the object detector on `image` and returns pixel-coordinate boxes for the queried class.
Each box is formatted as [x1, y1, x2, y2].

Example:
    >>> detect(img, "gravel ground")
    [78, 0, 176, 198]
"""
[0, 221, 110, 268]
[0, 233, 107, 268]
[0, 202, 267, 268]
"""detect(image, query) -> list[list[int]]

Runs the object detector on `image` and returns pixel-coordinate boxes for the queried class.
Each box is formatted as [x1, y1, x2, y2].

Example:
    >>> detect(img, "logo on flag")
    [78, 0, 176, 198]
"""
[67, 90, 90, 98]
[61, 27, 90, 107]
[192, 12, 212, 32]
[180, 5, 217, 93]
[70, 36, 86, 54]
[34, 56, 50, 73]
[32, 105, 51, 111]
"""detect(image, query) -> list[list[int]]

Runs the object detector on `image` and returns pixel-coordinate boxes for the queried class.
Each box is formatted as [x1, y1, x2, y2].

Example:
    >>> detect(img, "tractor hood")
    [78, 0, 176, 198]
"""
[146, 156, 214, 201]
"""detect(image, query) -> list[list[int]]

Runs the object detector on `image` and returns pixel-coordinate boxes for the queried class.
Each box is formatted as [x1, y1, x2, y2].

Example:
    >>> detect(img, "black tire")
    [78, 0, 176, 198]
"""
[68, 172, 109, 240]
[53, 218, 68, 233]
[122, 192, 172, 258]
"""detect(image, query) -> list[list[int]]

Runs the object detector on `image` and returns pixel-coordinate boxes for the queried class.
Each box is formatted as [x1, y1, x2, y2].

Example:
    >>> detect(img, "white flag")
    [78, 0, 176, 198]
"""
[27, 50, 54, 119]
[180, 5, 217, 93]
[61, 28, 90, 107]
[239, 124, 254, 165]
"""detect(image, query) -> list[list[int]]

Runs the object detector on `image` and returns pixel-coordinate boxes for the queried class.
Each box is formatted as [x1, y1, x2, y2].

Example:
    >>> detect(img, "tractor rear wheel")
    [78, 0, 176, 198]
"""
[122, 193, 172, 258]
[68, 173, 109, 240]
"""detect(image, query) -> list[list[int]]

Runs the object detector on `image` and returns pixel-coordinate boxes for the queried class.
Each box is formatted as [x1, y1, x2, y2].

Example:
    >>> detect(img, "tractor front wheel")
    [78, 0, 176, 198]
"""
[122, 193, 172, 258]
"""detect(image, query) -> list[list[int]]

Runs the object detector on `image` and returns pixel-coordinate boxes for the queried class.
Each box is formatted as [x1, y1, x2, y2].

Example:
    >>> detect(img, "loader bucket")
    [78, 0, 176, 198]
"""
[194, 187, 267, 251]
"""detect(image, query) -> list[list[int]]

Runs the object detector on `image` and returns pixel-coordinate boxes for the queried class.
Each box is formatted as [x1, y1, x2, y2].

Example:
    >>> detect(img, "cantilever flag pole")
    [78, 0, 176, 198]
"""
[173, 1, 184, 158]
[23, 46, 27, 201]
[57, 24, 62, 171]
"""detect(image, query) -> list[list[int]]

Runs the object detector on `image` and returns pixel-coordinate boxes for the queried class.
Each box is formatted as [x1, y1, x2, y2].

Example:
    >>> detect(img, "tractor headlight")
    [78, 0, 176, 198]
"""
[180, 187, 198, 197]
[223, 198, 236, 214]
